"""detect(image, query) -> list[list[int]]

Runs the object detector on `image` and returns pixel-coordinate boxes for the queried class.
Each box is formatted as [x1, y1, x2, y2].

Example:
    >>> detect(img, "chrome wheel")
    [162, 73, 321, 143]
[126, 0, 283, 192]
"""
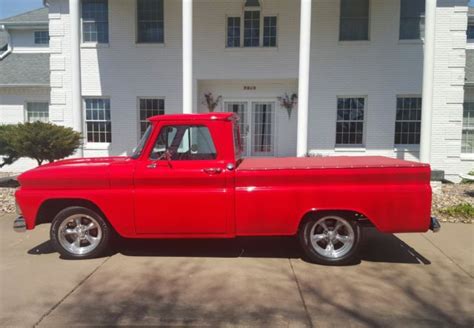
[57, 214, 102, 255]
[309, 216, 355, 259]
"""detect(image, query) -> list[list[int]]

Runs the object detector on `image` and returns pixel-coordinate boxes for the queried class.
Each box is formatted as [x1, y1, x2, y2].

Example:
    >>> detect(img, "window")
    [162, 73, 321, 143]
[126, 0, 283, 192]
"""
[336, 97, 365, 146]
[394, 97, 422, 145]
[82, 0, 109, 43]
[26, 102, 49, 122]
[263, 16, 277, 47]
[227, 17, 241, 47]
[468, 23, 474, 40]
[339, 0, 369, 41]
[462, 102, 474, 153]
[244, 10, 260, 47]
[139, 98, 164, 137]
[137, 0, 164, 43]
[34, 31, 49, 44]
[399, 0, 425, 40]
[85, 98, 111, 143]
[150, 125, 217, 160]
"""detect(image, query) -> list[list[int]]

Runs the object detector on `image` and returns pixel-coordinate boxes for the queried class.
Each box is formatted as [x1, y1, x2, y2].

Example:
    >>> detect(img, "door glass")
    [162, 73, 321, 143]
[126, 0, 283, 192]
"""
[150, 125, 217, 160]
[226, 102, 249, 156]
[252, 102, 274, 156]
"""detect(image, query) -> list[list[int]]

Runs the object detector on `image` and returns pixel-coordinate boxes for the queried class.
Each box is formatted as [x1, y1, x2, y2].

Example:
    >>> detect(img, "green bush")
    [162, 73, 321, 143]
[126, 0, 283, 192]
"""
[0, 122, 82, 166]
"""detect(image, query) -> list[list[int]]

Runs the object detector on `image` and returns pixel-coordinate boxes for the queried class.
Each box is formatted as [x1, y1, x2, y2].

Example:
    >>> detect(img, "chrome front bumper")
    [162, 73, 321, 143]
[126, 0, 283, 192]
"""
[429, 217, 441, 233]
[13, 216, 26, 233]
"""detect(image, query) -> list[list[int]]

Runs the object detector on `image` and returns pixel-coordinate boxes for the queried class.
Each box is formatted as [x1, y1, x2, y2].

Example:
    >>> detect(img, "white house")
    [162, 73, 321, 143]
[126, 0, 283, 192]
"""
[0, 0, 472, 182]
[0, 8, 50, 171]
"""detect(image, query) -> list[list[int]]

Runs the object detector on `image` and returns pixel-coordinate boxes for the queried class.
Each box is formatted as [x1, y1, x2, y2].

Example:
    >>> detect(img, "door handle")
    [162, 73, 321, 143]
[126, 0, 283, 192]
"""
[203, 168, 222, 175]
[147, 162, 157, 169]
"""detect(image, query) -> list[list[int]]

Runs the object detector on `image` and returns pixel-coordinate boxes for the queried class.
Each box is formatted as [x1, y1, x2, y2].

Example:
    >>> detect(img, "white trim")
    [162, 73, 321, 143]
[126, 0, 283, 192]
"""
[70, 0, 83, 156]
[460, 153, 474, 161]
[183, 0, 193, 114]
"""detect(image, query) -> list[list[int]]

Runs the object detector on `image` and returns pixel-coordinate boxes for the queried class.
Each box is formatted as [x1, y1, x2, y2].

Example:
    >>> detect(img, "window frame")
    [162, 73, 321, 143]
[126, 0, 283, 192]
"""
[226, 16, 241, 48]
[81, 0, 110, 45]
[339, 0, 371, 42]
[24, 101, 49, 123]
[394, 96, 422, 147]
[263, 16, 278, 47]
[34, 30, 49, 45]
[135, 0, 165, 44]
[83, 97, 112, 144]
[399, 0, 425, 41]
[467, 22, 474, 41]
[335, 96, 367, 148]
[137, 97, 165, 140]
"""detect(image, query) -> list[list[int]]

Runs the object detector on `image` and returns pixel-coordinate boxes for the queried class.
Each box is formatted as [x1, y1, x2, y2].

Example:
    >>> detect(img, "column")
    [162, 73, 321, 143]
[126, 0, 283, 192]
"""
[70, 0, 83, 155]
[183, 0, 193, 114]
[419, 0, 436, 163]
[296, 0, 312, 157]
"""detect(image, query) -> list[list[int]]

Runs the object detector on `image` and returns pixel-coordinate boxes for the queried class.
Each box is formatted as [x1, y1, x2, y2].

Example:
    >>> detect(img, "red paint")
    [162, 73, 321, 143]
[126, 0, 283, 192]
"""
[15, 113, 432, 238]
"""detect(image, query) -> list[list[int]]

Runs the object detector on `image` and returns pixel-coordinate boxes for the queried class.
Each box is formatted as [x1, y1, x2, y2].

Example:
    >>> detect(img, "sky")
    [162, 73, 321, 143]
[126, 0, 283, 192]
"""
[0, 0, 473, 20]
[0, 0, 44, 20]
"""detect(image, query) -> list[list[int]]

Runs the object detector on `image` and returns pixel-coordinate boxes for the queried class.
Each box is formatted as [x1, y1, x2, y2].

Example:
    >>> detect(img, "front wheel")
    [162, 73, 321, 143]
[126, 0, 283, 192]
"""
[50, 206, 111, 259]
[299, 214, 361, 265]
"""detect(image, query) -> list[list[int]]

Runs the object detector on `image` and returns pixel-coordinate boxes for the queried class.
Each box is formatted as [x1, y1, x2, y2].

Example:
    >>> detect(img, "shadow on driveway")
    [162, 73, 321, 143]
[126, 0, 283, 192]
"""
[28, 228, 430, 265]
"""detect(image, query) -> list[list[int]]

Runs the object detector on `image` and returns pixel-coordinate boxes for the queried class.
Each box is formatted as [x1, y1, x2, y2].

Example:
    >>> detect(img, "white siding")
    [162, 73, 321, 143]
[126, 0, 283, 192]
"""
[9, 29, 49, 53]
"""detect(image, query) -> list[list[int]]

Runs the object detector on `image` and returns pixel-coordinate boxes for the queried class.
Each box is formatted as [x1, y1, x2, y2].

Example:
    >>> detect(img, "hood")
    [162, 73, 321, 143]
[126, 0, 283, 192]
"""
[18, 156, 132, 190]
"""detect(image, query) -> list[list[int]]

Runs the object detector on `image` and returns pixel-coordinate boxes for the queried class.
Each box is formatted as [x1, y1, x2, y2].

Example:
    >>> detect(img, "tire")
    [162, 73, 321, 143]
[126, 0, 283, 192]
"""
[299, 214, 361, 265]
[50, 206, 111, 259]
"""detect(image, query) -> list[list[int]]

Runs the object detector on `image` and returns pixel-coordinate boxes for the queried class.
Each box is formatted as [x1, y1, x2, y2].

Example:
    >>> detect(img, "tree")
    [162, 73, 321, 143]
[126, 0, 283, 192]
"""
[0, 122, 82, 167]
[0, 125, 20, 168]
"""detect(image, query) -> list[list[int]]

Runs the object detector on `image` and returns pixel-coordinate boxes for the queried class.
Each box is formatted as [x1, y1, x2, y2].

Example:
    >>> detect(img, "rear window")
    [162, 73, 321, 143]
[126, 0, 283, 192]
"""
[233, 121, 243, 160]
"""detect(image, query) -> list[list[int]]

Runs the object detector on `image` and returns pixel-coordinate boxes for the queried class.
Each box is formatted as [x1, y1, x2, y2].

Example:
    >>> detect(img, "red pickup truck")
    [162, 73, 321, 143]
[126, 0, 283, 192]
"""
[14, 113, 440, 265]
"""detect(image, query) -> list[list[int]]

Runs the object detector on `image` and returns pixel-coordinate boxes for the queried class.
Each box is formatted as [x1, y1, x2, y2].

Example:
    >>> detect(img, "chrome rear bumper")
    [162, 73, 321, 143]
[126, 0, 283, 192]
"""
[429, 217, 441, 233]
[13, 216, 26, 233]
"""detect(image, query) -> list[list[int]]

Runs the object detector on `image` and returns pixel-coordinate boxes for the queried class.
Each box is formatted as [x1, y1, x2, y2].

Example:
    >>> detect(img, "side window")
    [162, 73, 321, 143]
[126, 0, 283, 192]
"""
[150, 125, 217, 160]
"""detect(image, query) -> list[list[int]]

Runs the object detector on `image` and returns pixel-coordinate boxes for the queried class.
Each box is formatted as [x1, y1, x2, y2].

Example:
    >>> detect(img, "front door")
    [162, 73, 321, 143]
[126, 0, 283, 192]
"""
[134, 123, 229, 234]
[225, 101, 275, 157]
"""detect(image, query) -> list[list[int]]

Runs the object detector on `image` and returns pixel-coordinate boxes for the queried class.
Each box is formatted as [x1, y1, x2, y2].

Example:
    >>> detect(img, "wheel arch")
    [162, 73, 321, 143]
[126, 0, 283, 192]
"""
[297, 209, 374, 233]
[36, 198, 109, 226]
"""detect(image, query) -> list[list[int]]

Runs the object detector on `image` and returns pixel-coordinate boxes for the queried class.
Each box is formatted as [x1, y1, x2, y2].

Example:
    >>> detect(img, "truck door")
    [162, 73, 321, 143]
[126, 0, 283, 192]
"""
[133, 123, 230, 234]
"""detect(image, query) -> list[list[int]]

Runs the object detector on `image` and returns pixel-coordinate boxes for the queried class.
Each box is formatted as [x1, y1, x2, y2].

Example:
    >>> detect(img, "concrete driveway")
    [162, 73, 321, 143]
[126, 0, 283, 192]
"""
[0, 213, 472, 327]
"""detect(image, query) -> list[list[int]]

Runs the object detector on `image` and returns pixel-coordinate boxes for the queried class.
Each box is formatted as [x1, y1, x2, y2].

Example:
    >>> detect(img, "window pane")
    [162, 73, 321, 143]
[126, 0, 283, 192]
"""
[150, 125, 217, 160]
[400, 0, 425, 40]
[82, 0, 109, 43]
[244, 10, 260, 47]
[336, 97, 365, 146]
[263, 16, 277, 47]
[394, 97, 422, 145]
[339, 0, 369, 41]
[137, 0, 164, 43]
[85, 98, 111, 143]
[26, 102, 49, 122]
[139, 98, 165, 137]
[227, 17, 240, 47]
[468, 24, 474, 40]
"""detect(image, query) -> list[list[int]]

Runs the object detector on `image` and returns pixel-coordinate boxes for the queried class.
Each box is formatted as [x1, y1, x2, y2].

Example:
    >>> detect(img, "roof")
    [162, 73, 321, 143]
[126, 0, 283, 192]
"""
[0, 31, 7, 52]
[0, 53, 49, 86]
[466, 50, 474, 85]
[237, 156, 429, 171]
[148, 112, 236, 122]
[0, 7, 48, 26]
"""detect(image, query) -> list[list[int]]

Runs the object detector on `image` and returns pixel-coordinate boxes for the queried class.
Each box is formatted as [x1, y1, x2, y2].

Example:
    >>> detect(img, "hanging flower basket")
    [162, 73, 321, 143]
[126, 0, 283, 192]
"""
[203, 92, 222, 112]
[277, 93, 298, 118]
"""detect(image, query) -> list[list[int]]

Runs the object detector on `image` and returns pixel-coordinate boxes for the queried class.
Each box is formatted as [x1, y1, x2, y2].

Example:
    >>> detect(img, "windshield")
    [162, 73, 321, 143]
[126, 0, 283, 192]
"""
[131, 125, 152, 159]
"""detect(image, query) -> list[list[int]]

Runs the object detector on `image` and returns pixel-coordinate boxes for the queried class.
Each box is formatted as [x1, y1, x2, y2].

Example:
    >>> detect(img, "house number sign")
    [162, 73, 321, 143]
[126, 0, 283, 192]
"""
[243, 86, 256, 90]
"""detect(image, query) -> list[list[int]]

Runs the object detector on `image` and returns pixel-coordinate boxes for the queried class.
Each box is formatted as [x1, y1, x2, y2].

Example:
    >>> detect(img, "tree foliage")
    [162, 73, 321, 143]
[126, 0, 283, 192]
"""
[0, 122, 82, 167]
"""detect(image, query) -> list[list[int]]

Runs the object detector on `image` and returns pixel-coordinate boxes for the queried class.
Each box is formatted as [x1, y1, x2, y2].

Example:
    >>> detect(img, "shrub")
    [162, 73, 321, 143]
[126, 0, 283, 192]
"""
[0, 125, 20, 168]
[439, 203, 474, 219]
[0, 122, 82, 167]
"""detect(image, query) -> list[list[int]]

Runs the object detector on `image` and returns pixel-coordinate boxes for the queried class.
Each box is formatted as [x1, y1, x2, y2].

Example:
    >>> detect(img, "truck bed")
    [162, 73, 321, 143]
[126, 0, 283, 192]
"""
[237, 156, 429, 171]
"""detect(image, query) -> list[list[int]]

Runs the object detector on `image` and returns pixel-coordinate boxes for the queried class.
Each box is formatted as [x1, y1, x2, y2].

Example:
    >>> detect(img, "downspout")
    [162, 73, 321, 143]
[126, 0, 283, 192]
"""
[0, 25, 12, 60]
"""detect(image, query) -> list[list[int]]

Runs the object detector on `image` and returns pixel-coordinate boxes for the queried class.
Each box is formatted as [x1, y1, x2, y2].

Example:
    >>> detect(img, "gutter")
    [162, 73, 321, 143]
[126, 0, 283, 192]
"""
[0, 25, 12, 60]
[0, 84, 50, 88]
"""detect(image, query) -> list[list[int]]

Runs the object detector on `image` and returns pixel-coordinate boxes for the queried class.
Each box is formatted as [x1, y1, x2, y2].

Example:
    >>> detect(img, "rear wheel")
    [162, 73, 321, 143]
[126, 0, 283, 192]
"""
[50, 206, 111, 259]
[299, 214, 361, 265]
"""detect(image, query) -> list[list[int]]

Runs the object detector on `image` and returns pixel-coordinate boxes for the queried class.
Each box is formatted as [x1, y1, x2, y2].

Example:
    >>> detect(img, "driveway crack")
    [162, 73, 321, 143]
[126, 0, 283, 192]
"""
[288, 258, 313, 328]
[33, 256, 110, 327]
